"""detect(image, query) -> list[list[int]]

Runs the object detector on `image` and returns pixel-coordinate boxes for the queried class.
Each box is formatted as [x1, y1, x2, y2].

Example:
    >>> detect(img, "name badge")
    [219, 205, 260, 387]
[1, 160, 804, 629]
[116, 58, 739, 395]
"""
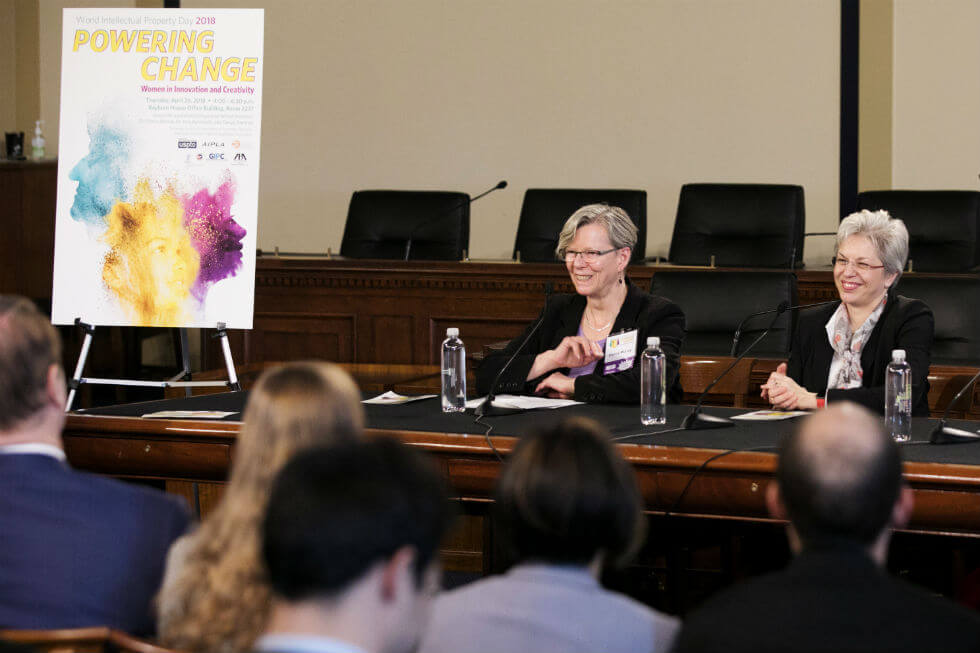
[603, 329, 638, 375]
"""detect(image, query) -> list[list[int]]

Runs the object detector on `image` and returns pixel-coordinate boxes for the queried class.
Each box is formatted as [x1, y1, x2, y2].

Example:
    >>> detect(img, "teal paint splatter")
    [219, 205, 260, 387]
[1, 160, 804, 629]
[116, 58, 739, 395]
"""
[69, 122, 130, 225]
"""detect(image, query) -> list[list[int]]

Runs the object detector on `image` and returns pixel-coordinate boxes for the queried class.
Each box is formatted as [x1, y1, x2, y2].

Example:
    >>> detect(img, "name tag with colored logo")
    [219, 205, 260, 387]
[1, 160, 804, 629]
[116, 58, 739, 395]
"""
[603, 329, 637, 375]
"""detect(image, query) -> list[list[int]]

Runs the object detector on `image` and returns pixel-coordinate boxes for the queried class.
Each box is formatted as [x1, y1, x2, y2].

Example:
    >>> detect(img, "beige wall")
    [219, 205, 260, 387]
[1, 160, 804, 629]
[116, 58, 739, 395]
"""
[892, 0, 980, 190]
[0, 2, 17, 136]
[174, 0, 841, 263]
[858, 0, 893, 192]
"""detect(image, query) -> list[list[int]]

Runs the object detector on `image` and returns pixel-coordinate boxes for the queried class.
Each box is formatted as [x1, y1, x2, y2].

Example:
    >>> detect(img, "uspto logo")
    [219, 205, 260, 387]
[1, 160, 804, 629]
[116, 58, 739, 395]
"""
[178, 140, 197, 149]
[209, 153, 224, 160]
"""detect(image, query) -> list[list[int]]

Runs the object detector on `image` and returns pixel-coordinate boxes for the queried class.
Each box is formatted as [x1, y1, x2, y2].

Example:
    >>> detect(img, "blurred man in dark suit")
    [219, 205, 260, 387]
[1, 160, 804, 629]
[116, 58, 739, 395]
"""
[674, 402, 980, 653]
[0, 295, 189, 635]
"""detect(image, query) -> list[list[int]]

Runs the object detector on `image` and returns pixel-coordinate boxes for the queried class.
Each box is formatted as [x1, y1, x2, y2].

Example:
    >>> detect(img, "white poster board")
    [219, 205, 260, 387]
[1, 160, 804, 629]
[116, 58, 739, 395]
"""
[52, 8, 264, 328]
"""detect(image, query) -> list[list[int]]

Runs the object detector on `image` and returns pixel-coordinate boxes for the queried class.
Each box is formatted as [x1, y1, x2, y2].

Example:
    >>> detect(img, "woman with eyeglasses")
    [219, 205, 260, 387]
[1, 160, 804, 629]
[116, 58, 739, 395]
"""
[475, 204, 685, 403]
[762, 209, 933, 415]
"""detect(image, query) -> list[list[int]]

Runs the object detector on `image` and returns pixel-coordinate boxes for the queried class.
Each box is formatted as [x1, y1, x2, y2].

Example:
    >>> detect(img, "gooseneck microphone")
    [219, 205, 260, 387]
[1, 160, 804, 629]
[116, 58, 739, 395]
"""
[404, 180, 508, 261]
[475, 282, 553, 418]
[683, 301, 790, 430]
[730, 299, 839, 357]
[929, 369, 980, 444]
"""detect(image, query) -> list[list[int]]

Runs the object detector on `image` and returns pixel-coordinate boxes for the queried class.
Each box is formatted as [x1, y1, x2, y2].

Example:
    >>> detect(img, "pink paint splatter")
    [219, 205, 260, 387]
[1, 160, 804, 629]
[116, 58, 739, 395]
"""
[182, 178, 246, 301]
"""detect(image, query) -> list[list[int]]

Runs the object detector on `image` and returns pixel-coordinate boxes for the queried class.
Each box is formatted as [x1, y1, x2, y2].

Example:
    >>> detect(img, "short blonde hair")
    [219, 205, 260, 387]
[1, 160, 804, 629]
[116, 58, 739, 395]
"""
[837, 210, 909, 279]
[555, 204, 637, 260]
[156, 361, 364, 653]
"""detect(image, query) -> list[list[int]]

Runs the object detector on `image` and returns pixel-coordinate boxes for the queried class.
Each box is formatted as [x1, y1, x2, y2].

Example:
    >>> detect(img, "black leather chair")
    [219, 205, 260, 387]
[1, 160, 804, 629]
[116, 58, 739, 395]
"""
[513, 189, 646, 263]
[668, 183, 805, 268]
[895, 276, 980, 366]
[856, 190, 980, 272]
[339, 190, 470, 260]
[650, 270, 797, 358]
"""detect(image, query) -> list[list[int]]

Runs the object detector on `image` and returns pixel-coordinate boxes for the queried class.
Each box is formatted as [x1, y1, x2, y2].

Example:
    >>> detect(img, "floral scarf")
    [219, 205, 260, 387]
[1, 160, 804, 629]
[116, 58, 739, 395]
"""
[824, 294, 888, 390]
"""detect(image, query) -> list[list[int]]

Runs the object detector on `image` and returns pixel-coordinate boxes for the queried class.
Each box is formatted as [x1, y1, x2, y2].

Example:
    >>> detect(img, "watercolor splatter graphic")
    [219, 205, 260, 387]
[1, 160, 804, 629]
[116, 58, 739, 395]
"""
[70, 119, 247, 326]
[101, 179, 201, 326]
[68, 122, 130, 226]
[181, 177, 247, 301]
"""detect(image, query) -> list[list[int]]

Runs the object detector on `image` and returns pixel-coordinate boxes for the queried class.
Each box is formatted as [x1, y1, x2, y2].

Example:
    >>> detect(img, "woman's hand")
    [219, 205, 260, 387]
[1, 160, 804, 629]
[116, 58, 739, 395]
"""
[761, 363, 817, 410]
[535, 372, 576, 399]
[527, 336, 602, 379]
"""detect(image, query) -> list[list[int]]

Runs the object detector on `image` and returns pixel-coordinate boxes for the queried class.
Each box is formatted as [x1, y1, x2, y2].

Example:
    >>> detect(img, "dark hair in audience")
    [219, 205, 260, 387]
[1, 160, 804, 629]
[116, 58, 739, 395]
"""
[263, 438, 453, 600]
[0, 295, 62, 430]
[777, 403, 903, 546]
[494, 417, 644, 567]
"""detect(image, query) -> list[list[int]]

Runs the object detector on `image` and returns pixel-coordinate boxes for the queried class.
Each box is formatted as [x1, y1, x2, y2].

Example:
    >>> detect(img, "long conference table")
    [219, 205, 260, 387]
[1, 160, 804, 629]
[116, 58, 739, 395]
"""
[65, 370, 980, 560]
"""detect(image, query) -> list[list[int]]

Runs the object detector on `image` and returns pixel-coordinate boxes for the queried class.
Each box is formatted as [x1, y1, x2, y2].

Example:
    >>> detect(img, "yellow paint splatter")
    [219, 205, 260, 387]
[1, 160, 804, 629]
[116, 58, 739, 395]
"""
[101, 179, 200, 326]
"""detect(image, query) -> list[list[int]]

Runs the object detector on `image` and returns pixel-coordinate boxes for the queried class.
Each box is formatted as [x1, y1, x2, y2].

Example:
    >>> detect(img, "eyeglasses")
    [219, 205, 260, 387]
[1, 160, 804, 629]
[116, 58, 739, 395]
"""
[564, 248, 617, 263]
[831, 255, 885, 273]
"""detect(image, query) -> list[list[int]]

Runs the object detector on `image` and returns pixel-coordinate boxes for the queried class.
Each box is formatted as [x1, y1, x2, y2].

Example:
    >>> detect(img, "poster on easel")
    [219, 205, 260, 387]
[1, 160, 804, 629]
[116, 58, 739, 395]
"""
[52, 8, 264, 329]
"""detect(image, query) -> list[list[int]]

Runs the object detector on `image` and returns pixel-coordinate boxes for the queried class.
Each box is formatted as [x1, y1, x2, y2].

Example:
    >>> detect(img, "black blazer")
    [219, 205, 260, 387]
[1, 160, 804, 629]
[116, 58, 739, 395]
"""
[475, 281, 685, 404]
[673, 545, 980, 653]
[787, 292, 933, 416]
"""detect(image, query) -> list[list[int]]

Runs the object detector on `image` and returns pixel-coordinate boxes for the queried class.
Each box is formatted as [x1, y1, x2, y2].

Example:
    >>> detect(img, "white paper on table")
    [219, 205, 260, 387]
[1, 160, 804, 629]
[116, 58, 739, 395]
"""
[363, 391, 438, 405]
[732, 409, 810, 421]
[464, 394, 582, 410]
[142, 410, 238, 419]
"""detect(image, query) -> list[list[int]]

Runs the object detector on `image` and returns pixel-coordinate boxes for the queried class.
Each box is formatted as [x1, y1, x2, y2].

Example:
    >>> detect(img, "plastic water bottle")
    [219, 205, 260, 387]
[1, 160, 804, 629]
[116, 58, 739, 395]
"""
[885, 349, 911, 442]
[441, 327, 467, 413]
[640, 336, 666, 425]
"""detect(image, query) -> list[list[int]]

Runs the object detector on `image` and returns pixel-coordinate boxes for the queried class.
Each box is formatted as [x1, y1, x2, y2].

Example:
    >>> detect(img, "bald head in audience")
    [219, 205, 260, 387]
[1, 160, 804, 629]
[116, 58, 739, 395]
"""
[767, 402, 913, 564]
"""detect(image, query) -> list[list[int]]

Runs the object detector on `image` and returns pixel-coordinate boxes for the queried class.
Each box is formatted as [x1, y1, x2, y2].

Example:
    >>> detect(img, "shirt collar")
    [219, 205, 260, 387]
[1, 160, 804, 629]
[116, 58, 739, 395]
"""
[255, 634, 368, 653]
[0, 443, 67, 462]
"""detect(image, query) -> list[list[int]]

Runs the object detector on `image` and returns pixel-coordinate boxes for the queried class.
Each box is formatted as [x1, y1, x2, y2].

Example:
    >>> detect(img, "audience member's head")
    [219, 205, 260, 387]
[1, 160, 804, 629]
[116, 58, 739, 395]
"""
[0, 295, 64, 435]
[495, 417, 644, 569]
[262, 438, 452, 653]
[156, 361, 365, 653]
[768, 402, 912, 558]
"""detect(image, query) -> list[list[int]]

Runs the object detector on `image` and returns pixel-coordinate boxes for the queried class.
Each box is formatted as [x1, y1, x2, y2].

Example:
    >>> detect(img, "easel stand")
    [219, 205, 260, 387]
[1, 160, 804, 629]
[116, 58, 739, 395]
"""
[65, 319, 242, 411]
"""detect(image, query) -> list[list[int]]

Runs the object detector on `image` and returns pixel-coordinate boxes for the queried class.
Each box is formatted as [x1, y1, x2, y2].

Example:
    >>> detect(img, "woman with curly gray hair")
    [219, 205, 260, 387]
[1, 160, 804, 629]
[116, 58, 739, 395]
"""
[762, 210, 934, 415]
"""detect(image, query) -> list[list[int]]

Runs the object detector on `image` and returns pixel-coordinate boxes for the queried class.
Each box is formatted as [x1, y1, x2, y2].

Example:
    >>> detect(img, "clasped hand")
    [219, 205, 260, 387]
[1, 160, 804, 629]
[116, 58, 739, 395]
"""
[760, 362, 817, 410]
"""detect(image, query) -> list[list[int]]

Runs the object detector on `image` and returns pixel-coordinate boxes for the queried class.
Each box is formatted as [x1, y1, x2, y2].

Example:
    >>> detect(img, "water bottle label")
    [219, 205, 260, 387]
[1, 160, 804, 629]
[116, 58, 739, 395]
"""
[603, 329, 638, 375]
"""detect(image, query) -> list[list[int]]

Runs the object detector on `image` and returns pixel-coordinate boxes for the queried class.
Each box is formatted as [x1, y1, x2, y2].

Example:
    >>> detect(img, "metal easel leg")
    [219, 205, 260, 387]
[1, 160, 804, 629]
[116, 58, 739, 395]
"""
[66, 319, 96, 411]
[214, 322, 241, 391]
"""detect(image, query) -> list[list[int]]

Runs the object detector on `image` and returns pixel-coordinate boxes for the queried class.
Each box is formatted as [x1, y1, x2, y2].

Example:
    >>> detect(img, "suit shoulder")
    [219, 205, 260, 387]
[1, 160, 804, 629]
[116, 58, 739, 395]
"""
[71, 467, 191, 521]
[641, 292, 685, 319]
[893, 294, 934, 318]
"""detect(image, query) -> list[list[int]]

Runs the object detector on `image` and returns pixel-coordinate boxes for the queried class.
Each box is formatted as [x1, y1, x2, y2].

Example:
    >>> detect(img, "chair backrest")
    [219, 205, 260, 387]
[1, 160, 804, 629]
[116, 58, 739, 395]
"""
[651, 270, 797, 358]
[513, 189, 647, 263]
[895, 276, 980, 366]
[340, 190, 470, 260]
[0, 627, 177, 653]
[668, 183, 805, 268]
[679, 356, 755, 408]
[856, 190, 980, 272]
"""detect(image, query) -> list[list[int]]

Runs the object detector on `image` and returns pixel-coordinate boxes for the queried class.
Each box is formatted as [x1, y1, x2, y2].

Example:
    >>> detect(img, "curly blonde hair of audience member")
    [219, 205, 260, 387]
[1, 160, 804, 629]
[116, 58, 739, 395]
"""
[156, 361, 364, 653]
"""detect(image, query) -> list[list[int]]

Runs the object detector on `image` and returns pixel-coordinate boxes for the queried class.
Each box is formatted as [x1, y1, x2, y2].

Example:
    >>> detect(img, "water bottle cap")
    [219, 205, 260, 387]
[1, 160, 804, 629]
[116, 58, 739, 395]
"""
[647, 336, 660, 347]
[446, 327, 459, 337]
[892, 349, 906, 362]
